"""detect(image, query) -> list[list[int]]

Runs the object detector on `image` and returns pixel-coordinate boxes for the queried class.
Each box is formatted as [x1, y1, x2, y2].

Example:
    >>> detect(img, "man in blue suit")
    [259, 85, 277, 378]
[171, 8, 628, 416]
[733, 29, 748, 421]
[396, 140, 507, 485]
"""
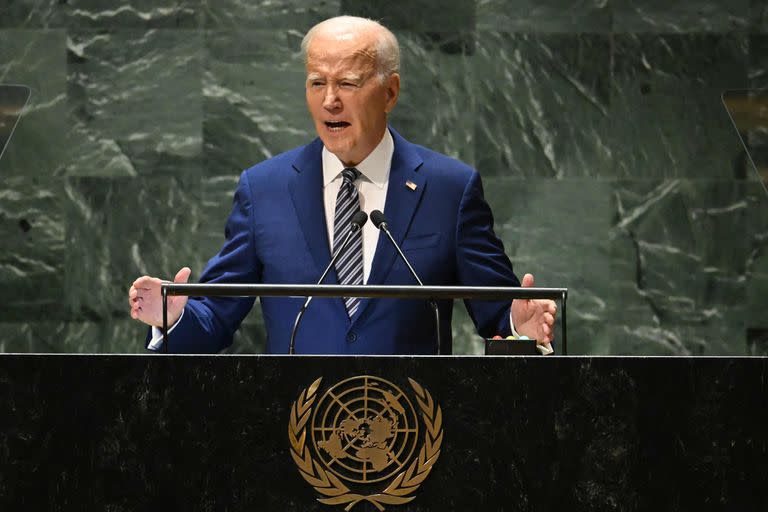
[128, 16, 557, 354]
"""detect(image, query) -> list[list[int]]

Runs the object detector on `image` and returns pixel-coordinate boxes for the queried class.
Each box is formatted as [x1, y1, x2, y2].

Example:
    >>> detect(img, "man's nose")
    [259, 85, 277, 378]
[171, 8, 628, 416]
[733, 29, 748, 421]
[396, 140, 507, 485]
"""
[322, 86, 341, 111]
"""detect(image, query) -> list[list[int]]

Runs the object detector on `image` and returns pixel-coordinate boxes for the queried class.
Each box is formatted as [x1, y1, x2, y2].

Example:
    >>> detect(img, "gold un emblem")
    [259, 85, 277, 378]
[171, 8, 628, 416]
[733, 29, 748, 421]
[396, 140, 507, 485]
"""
[288, 375, 443, 510]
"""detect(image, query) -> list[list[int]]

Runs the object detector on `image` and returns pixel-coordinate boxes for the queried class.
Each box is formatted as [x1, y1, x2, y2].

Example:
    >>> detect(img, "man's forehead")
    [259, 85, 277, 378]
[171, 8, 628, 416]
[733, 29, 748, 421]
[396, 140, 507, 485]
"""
[307, 49, 375, 67]
[307, 30, 377, 61]
[306, 46, 377, 76]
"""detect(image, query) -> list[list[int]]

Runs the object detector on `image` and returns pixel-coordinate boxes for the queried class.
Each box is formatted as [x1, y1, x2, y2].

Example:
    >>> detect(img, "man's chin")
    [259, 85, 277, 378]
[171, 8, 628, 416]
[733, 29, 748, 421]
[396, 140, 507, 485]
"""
[319, 138, 356, 164]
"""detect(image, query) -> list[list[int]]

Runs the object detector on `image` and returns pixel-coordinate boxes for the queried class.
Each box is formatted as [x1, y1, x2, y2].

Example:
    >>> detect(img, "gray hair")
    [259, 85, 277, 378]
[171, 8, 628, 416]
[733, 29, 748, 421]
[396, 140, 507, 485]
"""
[301, 16, 400, 82]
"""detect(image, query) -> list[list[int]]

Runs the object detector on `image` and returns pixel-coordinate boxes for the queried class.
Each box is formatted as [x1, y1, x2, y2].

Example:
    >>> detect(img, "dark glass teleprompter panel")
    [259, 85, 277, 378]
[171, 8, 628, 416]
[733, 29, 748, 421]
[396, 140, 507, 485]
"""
[0, 84, 31, 164]
[485, 337, 541, 355]
[723, 89, 768, 196]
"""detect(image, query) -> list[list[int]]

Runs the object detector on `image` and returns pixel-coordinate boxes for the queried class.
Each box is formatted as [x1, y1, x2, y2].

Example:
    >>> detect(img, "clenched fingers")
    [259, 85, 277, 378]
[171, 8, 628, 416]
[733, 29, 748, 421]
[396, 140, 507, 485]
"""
[132, 275, 162, 290]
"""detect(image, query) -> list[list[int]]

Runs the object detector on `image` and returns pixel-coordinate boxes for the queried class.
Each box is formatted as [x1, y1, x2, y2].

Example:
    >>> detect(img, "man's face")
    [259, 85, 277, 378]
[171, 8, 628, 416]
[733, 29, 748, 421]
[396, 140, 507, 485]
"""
[305, 31, 399, 167]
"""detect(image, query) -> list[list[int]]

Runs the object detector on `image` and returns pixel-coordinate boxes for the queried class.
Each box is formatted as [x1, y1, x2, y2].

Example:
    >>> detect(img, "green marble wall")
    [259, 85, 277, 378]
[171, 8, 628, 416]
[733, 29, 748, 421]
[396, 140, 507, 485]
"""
[0, 0, 766, 355]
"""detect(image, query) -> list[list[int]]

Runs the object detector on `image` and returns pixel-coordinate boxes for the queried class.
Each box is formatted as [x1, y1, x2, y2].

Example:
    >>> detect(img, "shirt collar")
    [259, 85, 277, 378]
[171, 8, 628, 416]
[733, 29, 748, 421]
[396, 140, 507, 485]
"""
[322, 129, 393, 189]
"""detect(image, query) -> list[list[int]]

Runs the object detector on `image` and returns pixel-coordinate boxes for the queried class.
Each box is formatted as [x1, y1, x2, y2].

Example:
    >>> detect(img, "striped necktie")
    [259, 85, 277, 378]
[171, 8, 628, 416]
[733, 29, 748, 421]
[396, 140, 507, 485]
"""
[333, 167, 363, 317]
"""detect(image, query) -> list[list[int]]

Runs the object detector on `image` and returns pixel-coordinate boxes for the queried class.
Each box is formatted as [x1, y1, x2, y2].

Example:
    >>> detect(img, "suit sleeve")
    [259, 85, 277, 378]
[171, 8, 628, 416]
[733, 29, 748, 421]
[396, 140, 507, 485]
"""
[455, 170, 520, 338]
[146, 171, 262, 353]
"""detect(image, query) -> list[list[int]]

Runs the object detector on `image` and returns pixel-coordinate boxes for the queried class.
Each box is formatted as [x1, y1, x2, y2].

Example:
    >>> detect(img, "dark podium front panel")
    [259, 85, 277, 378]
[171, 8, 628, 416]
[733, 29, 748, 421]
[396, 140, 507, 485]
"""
[1, 355, 767, 511]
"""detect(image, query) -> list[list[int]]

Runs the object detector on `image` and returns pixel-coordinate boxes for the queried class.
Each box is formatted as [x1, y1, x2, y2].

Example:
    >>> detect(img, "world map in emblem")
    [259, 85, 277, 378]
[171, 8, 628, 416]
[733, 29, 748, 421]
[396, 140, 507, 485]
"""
[310, 375, 420, 484]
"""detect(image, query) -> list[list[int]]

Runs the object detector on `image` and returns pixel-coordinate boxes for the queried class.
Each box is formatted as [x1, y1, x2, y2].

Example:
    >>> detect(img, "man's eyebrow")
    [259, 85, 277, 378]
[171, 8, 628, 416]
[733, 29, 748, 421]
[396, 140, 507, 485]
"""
[306, 72, 367, 83]
[340, 73, 364, 82]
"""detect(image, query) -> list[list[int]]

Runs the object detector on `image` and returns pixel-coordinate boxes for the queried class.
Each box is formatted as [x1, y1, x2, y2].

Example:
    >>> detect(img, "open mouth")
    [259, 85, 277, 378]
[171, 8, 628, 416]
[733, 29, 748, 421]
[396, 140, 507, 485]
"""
[325, 121, 350, 132]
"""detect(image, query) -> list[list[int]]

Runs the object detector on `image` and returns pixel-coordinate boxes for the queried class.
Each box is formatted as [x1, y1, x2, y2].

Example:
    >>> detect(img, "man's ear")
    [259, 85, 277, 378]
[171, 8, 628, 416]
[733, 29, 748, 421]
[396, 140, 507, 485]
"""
[384, 73, 400, 113]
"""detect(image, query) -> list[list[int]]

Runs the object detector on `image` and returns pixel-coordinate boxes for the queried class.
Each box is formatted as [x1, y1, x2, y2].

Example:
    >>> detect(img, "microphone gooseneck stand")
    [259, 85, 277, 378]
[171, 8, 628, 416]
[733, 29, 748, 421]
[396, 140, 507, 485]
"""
[288, 211, 368, 354]
[370, 210, 442, 355]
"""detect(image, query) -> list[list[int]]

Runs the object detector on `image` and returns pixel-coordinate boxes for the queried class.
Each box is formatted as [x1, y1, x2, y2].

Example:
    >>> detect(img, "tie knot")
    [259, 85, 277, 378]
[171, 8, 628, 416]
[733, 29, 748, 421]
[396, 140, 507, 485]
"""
[341, 167, 360, 184]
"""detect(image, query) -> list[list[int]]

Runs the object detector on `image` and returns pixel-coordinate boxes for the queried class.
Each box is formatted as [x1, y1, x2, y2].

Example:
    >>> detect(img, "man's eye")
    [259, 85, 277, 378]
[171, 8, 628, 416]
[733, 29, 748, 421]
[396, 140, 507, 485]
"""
[310, 81, 324, 87]
[340, 82, 357, 88]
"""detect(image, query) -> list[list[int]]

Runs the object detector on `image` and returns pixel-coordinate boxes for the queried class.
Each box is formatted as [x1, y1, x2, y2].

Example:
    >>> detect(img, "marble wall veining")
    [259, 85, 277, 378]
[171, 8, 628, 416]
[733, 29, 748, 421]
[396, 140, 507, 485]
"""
[0, 0, 766, 355]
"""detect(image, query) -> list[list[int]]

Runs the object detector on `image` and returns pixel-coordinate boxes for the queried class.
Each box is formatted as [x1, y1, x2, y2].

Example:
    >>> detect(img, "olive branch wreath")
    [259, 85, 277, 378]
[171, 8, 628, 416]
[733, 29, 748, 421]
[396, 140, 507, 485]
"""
[288, 377, 443, 511]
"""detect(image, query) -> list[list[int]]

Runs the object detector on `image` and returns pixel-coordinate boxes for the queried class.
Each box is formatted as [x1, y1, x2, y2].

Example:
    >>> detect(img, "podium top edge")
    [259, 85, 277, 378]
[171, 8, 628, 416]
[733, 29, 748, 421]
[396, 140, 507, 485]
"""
[160, 283, 568, 300]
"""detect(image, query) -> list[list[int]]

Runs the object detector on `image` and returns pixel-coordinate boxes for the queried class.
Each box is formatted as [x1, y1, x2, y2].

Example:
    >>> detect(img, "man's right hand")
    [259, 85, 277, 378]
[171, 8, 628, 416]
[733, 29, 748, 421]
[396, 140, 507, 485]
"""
[129, 267, 191, 328]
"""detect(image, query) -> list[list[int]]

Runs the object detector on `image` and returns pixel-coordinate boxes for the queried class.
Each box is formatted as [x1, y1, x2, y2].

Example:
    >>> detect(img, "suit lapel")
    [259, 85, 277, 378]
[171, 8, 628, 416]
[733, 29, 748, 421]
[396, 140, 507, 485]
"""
[289, 137, 351, 324]
[288, 138, 337, 283]
[353, 128, 425, 324]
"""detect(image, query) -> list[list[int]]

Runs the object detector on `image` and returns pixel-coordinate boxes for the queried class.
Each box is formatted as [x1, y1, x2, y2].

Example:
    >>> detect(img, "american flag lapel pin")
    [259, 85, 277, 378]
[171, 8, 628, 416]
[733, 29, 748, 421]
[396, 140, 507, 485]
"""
[405, 180, 417, 191]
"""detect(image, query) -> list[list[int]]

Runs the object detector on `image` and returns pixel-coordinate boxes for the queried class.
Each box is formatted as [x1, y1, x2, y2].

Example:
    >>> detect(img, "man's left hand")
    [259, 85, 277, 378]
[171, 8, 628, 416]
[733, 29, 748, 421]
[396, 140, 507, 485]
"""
[511, 273, 557, 344]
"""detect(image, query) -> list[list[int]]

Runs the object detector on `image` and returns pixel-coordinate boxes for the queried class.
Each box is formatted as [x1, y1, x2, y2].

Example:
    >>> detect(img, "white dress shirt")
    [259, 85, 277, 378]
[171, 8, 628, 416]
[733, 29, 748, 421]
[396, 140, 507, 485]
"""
[322, 129, 392, 283]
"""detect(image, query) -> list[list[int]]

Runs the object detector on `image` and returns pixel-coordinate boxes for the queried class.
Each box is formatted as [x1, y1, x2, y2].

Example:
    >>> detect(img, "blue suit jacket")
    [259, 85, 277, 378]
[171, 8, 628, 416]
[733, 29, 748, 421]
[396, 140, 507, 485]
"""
[152, 128, 520, 354]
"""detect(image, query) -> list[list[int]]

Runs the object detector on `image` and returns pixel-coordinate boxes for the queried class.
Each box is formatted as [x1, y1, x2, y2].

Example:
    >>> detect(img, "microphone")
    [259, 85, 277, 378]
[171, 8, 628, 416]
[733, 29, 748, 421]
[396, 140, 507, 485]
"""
[288, 210, 368, 354]
[370, 210, 442, 355]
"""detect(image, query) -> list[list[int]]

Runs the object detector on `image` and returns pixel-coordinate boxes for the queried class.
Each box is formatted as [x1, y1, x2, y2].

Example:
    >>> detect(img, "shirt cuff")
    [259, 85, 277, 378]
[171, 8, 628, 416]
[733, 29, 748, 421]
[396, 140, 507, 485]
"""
[537, 342, 554, 355]
[148, 308, 184, 351]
